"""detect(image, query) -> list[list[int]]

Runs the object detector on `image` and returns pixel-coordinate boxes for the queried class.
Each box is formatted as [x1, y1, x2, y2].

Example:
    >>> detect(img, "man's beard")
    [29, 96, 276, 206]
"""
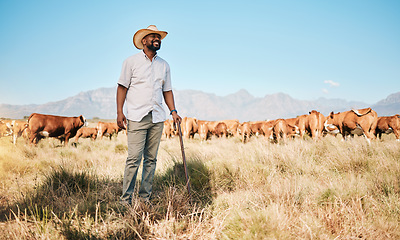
[148, 41, 161, 51]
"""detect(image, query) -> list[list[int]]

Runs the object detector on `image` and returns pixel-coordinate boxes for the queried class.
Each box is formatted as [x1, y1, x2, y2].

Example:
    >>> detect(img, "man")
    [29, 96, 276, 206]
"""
[117, 25, 181, 204]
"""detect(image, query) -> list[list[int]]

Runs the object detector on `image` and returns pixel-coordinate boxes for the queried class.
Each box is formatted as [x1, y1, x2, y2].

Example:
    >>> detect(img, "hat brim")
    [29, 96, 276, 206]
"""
[133, 29, 168, 49]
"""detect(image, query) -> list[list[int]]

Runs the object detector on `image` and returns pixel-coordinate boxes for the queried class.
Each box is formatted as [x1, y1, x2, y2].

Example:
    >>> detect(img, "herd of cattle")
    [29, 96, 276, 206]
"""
[0, 108, 399, 146]
[0, 113, 124, 146]
[167, 108, 400, 143]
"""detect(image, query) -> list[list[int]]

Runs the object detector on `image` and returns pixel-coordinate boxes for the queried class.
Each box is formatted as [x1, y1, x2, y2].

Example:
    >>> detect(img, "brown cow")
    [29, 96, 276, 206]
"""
[272, 119, 299, 143]
[196, 120, 225, 140]
[213, 122, 228, 138]
[200, 121, 228, 139]
[260, 120, 275, 139]
[324, 107, 378, 143]
[0, 120, 12, 137]
[198, 120, 211, 141]
[162, 119, 175, 139]
[6, 120, 29, 144]
[296, 110, 325, 140]
[205, 121, 222, 134]
[28, 113, 87, 146]
[246, 120, 276, 139]
[249, 121, 265, 136]
[375, 115, 400, 141]
[295, 115, 308, 137]
[181, 117, 198, 139]
[221, 119, 240, 137]
[75, 127, 98, 141]
[96, 122, 123, 140]
[238, 122, 252, 143]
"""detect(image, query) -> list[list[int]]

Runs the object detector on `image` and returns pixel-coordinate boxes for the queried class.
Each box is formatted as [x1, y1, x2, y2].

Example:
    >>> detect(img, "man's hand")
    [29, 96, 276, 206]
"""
[117, 112, 127, 130]
[116, 85, 128, 130]
[171, 111, 182, 124]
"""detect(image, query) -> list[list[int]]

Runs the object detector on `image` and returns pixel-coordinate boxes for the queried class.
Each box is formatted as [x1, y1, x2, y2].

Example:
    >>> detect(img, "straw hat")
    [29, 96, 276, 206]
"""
[133, 25, 168, 49]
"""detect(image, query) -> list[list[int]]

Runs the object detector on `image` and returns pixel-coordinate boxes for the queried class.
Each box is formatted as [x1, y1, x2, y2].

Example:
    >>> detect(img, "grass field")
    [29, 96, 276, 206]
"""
[0, 132, 399, 239]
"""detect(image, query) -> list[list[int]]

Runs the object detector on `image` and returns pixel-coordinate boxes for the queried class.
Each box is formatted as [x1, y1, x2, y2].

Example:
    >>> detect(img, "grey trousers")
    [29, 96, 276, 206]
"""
[120, 112, 164, 203]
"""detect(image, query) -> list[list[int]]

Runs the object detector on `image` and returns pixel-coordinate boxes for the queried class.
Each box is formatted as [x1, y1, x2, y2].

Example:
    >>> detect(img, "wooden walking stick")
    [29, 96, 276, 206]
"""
[177, 121, 192, 203]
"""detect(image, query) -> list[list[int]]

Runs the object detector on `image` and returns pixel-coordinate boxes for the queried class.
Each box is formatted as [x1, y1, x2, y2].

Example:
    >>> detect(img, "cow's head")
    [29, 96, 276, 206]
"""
[324, 112, 338, 132]
[5, 122, 13, 135]
[0, 121, 12, 137]
[239, 122, 251, 134]
[262, 122, 274, 139]
[13, 122, 29, 134]
[80, 115, 88, 127]
[288, 124, 300, 136]
[325, 125, 339, 135]
[237, 123, 244, 135]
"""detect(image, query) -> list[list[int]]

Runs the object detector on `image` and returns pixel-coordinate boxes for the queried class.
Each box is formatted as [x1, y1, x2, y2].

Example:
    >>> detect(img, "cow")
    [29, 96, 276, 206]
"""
[220, 119, 240, 137]
[6, 120, 29, 144]
[162, 119, 176, 139]
[206, 121, 223, 135]
[375, 115, 400, 141]
[198, 120, 211, 141]
[246, 120, 275, 139]
[285, 116, 308, 137]
[296, 110, 325, 140]
[0, 120, 12, 137]
[213, 122, 228, 138]
[272, 119, 299, 143]
[238, 122, 252, 143]
[75, 127, 98, 141]
[324, 107, 378, 143]
[195, 120, 227, 140]
[249, 121, 265, 136]
[181, 117, 198, 139]
[28, 113, 87, 146]
[96, 122, 123, 140]
[294, 114, 308, 137]
[260, 120, 275, 139]
[204, 121, 229, 138]
[195, 120, 211, 139]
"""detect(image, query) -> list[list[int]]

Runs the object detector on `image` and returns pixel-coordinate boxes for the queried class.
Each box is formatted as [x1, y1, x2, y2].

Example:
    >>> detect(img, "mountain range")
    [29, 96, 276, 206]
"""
[0, 88, 399, 122]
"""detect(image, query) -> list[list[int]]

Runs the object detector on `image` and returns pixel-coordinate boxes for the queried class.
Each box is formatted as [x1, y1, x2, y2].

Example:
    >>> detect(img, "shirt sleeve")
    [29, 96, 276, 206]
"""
[163, 63, 172, 92]
[118, 59, 131, 88]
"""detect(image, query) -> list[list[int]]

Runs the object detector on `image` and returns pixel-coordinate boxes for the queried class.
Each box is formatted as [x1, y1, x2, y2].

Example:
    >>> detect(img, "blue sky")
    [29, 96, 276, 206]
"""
[1, 0, 399, 106]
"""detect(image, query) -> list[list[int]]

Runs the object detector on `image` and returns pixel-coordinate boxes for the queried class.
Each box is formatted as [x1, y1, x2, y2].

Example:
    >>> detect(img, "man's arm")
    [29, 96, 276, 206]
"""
[116, 84, 128, 129]
[163, 90, 182, 123]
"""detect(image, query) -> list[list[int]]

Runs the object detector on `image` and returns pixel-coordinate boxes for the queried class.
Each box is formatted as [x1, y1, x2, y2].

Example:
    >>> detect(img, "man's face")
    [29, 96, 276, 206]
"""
[142, 33, 162, 51]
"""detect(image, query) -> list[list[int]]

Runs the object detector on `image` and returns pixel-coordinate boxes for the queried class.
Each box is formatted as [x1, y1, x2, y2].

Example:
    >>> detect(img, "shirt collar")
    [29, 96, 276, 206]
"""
[141, 50, 158, 61]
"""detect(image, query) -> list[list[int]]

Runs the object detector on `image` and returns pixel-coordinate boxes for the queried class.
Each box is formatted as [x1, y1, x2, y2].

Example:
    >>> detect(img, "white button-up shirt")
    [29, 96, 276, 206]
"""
[118, 51, 172, 123]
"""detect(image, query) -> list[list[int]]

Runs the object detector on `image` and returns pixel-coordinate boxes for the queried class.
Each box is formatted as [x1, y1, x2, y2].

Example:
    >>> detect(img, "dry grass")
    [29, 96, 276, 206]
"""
[0, 133, 399, 239]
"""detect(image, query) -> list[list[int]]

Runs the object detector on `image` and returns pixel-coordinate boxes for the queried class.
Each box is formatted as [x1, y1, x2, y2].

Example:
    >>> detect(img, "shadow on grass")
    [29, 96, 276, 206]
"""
[153, 155, 213, 206]
[0, 156, 213, 239]
[0, 166, 121, 221]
